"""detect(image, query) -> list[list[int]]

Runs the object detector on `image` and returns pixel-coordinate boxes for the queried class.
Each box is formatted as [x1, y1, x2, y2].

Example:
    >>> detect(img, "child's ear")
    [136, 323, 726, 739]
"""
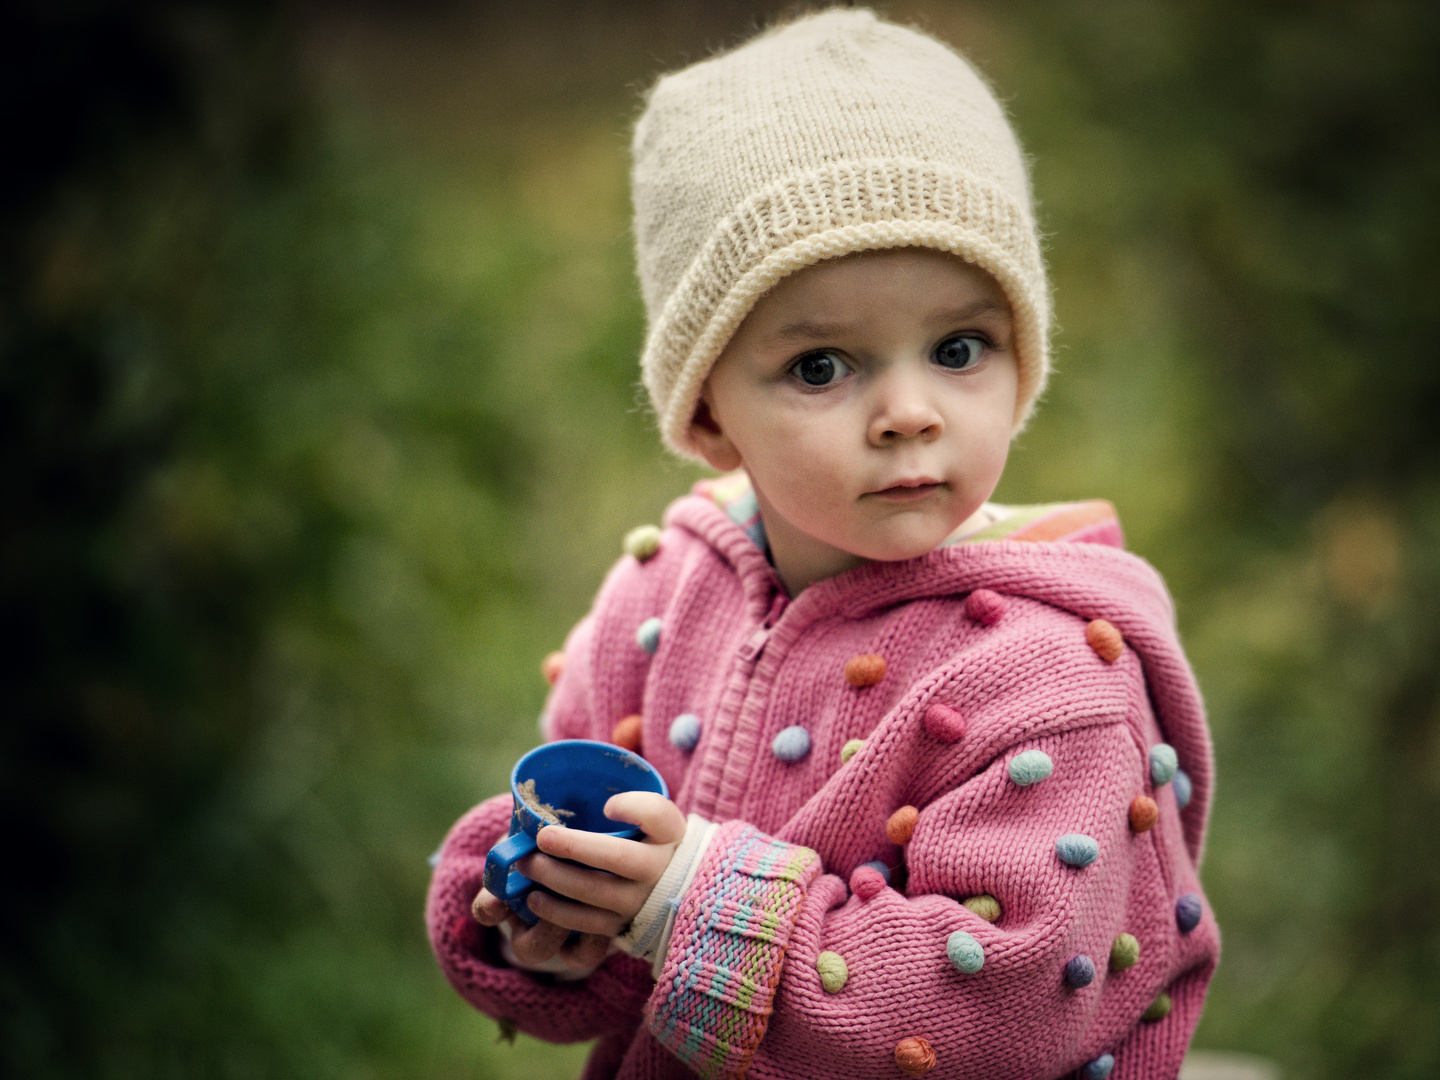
[688, 393, 743, 472]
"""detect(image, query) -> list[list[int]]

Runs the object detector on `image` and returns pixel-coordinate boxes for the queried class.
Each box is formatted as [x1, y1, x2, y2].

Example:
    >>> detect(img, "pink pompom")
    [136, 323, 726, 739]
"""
[922, 703, 966, 742]
[965, 588, 1007, 625]
[849, 865, 886, 900]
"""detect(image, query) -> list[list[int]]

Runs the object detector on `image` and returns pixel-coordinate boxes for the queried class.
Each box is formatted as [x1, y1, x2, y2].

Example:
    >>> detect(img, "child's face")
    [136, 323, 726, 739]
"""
[692, 248, 1018, 592]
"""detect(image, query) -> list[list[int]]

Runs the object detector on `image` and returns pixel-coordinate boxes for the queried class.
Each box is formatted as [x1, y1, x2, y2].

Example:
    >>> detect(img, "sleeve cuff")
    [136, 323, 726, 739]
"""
[646, 822, 821, 1079]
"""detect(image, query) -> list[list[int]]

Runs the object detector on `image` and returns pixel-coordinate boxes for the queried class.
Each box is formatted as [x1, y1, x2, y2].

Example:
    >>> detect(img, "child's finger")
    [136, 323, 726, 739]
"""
[561, 932, 611, 971]
[471, 887, 509, 926]
[603, 791, 687, 845]
[508, 917, 570, 966]
[525, 889, 629, 937]
[536, 825, 670, 881]
[518, 851, 650, 913]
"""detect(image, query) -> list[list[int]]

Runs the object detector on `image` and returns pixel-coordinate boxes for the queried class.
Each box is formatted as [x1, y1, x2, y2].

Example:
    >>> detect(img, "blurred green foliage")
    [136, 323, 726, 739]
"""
[1, 2, 1436, 1078]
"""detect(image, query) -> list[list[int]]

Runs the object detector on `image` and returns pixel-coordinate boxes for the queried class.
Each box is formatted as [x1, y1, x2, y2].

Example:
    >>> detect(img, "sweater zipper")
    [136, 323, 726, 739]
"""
[736, 591, 788, 666]
[736, 624, 770, 665]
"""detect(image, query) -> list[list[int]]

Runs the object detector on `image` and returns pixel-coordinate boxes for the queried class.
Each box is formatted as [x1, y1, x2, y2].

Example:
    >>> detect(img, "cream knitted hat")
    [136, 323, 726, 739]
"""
[632, 8, 1050, 460]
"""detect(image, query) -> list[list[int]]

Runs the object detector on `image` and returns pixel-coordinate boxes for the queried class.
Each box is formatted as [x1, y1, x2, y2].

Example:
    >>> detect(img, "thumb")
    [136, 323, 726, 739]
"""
[603, 791, 687, 845]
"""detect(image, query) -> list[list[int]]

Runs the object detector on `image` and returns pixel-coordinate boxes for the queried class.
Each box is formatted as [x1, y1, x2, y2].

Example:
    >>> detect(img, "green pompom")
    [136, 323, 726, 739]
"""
[1110, 933, 1140, 971]
[816, 950, 848, 993]
[1141, 992, 1172, 1022]
[962, 894, 1001, 922]
[623, 524, 663, 561]
[840, 738, 864, 764]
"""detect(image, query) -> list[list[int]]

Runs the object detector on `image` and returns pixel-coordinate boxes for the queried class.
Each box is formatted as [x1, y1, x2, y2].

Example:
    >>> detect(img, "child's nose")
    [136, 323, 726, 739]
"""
[867, 364, 944, 445]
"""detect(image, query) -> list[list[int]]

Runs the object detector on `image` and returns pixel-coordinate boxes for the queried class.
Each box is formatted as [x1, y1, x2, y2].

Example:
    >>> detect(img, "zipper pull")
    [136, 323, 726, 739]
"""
[737, 625, 770, 664]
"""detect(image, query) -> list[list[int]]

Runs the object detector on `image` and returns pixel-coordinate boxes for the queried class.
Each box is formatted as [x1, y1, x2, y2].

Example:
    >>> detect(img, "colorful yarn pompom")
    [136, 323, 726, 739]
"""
[1086, 618, 1124, 662]
[772, 725, 812, 763]
[844, 653, 887, 687]
[1065, 954, 1096, 988]
[541, 651, 565, 686]
[962, 894, 1001, 922]
[840, 738, 864, 764]
[816, 950, 848, 993]
[894, 1036, 936, 1076]
[849, 864, 886, 899]
[1008, 749, 1054, 786]
[1142, 992, 1173, 1022]
[946, 930, 984, 974]
[611, 714, 643, 752]
[1173, 768, 1193, 809]
[622, 523, 663, 561]
[1055, 833, 1099, 868]
[1176, 893, 1203, 934]
[668, 713, 701, 752]
[860, 860, 892, 883]
[1129, 795, 1158, 833]
[965, 588, 1007, 625]
[636, 616, 662, 655]
[886, 806, 919, 845]
[1110, 933, 1140, 971]
[1149, 743, 1178, 786]
[922, 703, 966, 742]
[1082, 1053, 1116, 1079]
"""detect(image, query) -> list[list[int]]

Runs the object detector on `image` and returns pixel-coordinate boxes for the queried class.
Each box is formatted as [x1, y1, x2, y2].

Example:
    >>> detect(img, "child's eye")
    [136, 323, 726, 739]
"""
[934, 335, 986, 370]
[791, 350, 853, 387]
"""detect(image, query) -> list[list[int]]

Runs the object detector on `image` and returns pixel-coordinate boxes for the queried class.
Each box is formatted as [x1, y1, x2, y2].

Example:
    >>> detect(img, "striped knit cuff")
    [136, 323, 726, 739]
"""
[646, 822, 821, 1079]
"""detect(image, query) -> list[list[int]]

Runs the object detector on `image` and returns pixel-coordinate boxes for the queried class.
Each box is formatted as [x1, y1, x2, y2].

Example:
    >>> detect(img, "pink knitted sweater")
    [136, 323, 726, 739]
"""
[426, 483, 1219, 1080]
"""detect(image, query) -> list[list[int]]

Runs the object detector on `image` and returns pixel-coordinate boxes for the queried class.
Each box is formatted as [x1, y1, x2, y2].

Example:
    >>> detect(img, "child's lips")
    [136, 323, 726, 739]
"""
[870, 480, 945, 503]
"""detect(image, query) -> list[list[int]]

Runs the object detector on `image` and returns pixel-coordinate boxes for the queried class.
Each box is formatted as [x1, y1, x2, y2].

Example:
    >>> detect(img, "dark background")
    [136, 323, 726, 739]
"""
[2, 2, 1437, 1077]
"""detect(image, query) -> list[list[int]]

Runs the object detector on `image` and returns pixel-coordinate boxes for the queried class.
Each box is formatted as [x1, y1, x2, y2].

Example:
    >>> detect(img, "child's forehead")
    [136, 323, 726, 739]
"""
[752, 249, 1012, 320]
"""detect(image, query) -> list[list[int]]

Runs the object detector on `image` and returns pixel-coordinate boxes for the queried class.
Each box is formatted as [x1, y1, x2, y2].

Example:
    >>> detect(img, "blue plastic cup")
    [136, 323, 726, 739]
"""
[483, 739, 668, 925]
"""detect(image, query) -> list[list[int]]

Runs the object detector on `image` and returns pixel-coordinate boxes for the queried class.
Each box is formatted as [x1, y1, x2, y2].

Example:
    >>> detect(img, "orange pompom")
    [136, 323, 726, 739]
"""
[844, 653, 887, 687]
[886, 805, 919, 845]
[611, 714, 643, 752]
[894, 1036, 937, 1076]
[1129, 795, 1159, 833]
[541, 651, 566, 685]
[1086, 619, 1124, 663]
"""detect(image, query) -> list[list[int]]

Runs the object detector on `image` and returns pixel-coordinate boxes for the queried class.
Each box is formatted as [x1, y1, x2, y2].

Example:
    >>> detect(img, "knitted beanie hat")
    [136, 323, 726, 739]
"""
[632, 7, 1049, 460]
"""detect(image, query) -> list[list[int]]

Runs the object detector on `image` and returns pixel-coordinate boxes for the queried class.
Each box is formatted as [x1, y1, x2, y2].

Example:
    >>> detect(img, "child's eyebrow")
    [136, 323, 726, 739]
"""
[930, 300, 1010, 324]
[765, 319, 855, 344]
[766, 300, 1009, 344]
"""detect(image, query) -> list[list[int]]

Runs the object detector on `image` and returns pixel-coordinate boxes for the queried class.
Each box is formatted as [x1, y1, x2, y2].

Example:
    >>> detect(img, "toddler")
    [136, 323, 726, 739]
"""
[428, 10, 1219, 1079]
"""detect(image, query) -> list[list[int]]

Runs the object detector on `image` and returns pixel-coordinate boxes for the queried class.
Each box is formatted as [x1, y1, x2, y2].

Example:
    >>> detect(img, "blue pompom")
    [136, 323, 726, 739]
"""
[668, 713, 702, 752]
[1065, 954, 1096, 988]
[636, 616, 662, 655]
[772, 725, 812, 763]
[860, 859, 892, 883]
[1055, 833, 1099, 868]
[946, 930, 984, 974]
[1082, 1053, 1115, 1079]
[1149, 743, 1178, 786]
[1007, 749, 1054, 786]
[1173, 768, 1193, 809]
[426, 847, 442, 868]
[1176, 892, 1203, 934]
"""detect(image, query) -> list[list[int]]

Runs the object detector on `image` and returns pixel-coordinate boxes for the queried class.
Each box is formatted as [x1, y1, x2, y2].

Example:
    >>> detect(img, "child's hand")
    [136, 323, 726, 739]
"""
[471, 791, 687, 968]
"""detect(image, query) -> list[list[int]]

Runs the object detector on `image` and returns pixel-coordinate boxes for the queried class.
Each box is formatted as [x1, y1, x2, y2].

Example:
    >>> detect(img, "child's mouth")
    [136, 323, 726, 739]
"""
[871, 480, 945, 503]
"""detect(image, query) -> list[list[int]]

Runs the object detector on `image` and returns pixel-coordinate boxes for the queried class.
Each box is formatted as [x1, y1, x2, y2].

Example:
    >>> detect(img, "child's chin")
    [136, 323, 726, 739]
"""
[857, 531, 951, 563]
